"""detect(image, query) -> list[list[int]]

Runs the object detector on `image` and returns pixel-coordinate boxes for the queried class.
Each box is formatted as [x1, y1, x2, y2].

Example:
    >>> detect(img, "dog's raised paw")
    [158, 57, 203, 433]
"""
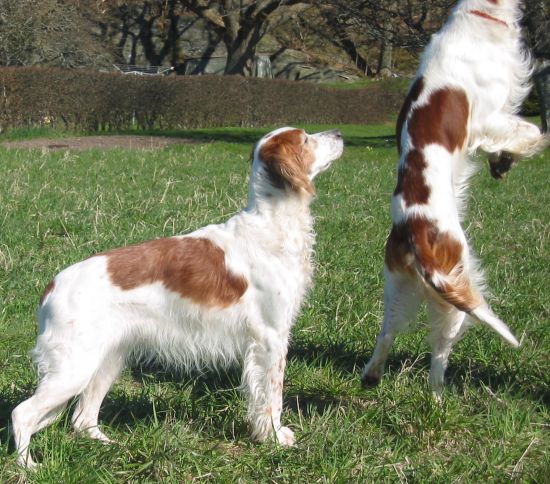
[361, 373, 381, 388]
[488, 151, 519, 179]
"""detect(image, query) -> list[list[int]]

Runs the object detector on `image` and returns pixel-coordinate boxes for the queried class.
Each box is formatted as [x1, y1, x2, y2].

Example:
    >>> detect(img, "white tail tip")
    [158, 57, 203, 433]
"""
[470, 306, 520, 347]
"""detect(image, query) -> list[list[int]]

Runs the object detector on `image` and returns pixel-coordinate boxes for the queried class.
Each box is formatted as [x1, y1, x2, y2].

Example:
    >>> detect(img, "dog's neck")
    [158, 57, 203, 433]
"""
[246, 170, 313, 221]
[246, 188, 313, 233]
[245, 180, 315, 263]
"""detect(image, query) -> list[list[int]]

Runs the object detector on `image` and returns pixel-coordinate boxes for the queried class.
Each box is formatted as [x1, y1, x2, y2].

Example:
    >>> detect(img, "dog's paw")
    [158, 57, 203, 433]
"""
[361, 373, 381, 388]
[275, 426, 295, 447]
[88, 428, 114, 444]
[431, 389, 444, 404]
[75, 424, 115, 444]
[488, 151, 519, 179]
[17, 454, 39, 470]
[361, 364, 383, 388]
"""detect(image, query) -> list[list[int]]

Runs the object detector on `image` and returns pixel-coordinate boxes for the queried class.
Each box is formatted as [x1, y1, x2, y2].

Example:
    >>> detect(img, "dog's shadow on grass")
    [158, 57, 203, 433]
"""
[96, 364, 249, 440]
[0, 382, 36, 450]
[0, 365, 248, 449]
[167, 130, 263, 146]
[103, 362, 350, 431]
[288, 338, 549, 406]
[163, 130, 396, 150]
[2, 341, 545, 449]
[344, 135, 396, 149]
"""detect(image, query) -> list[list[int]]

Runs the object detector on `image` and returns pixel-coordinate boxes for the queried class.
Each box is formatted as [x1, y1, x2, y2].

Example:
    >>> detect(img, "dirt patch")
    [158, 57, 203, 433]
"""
[2, 135, 200, 151]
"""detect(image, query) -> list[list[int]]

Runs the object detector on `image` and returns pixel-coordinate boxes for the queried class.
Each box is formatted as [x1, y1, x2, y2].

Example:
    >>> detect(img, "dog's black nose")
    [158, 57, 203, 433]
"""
[330, 129, 343, 139]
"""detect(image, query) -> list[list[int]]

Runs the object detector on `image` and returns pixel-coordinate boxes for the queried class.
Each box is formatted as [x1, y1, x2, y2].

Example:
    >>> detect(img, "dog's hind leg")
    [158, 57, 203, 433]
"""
[11, 375, 90, 468]
[361, 269, 422, 387]
[426, 300, 469, 396]
[72, 354, 125, 443]
[11, 330, 109, 468]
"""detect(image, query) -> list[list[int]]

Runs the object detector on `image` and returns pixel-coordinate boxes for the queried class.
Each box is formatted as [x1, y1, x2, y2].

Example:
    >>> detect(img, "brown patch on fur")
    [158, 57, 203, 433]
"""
[409, 218, 463, 276]
[39, 280, 55, 305]
[258, 129, 315, 194]
[396, 77, 425, 155]
[408, 87, 469, 152]
[385, 217, 480, 312]
[394, 87, 468, 206]
[436, 277, 482, 312]
[394, 149, 430, 205]
[104, 237, 248, 309]
[385, 224, 415, 275]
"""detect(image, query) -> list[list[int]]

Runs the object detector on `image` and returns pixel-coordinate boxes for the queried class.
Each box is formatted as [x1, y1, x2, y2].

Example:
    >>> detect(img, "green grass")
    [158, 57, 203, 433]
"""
[0, 126, 87, 141]
[0, 124, 548, 482]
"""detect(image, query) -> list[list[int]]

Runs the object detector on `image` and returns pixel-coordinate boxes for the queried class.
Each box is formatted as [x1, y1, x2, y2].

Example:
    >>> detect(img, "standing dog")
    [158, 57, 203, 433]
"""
[12, 127, 343, 467]
[362, 0, 549, 393]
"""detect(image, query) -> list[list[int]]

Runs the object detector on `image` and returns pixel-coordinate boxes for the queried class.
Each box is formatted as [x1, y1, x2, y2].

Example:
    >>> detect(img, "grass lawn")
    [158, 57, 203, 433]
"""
[0, 124, 548, 482]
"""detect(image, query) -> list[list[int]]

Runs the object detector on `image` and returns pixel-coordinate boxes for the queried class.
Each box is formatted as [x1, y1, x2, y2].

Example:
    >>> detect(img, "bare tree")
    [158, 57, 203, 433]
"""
[524, 0, 550, 131]
[181, 0, 309, 75]
[96, 0, 196, 66]
[315, 0, 453, 76]
[0, 0, 111, 68]
[376, 0, 397, 77]
[98, 1, 309, 74]
[0, 0, 35, 66]
[305, 3, 372, 74]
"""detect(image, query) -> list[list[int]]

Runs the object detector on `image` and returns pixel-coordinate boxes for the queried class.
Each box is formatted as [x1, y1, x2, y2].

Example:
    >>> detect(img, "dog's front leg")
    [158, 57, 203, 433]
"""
[480, 114, 550, 161]
[243, 329, 294, 446]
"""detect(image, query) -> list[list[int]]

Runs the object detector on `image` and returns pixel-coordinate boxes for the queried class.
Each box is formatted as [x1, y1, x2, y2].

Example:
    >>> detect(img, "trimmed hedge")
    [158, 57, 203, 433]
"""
[0, 67, 405, 131]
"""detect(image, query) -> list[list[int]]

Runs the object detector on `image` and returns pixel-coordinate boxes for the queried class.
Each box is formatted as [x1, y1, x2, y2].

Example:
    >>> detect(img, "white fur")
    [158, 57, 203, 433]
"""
[11, 128, 344, 468]
[363, 0, 548, 395]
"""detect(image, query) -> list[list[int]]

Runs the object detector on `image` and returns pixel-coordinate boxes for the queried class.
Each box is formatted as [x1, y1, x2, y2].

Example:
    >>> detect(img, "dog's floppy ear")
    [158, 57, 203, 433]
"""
[257, 129, 315, 194]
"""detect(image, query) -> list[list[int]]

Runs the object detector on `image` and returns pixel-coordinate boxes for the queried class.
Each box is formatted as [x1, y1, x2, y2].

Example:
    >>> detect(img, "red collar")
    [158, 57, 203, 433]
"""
[468, 9, 508, 27]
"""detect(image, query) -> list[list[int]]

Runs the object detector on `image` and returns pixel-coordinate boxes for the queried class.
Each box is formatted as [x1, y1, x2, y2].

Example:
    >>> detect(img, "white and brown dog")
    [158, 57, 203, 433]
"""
[361, 0, 549, 393]
[12, 127, 343, 467]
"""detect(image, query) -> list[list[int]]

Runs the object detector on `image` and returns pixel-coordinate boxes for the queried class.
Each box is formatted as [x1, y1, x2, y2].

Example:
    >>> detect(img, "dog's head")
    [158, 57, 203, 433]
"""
[251, 127, 343, 198]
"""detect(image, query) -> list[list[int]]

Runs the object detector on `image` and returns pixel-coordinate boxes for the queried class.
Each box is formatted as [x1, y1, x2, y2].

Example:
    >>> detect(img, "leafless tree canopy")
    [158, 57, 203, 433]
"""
[179, 0, 308, 74]
[0, 0, 110, 68]
[313, 0, 455, 75]
[0, 0, 547, 76]
[523, 0, 550, 60]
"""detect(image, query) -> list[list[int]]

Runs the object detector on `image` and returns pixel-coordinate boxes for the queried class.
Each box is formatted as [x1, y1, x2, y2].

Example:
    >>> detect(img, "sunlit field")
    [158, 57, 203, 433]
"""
[0, 124, 548, 482]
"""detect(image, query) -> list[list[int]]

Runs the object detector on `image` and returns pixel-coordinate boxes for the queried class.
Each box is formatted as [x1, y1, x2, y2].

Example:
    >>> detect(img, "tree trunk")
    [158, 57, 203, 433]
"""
[376, 2, 395, 77]
[319, 6, 372, 76]
[222, 4, 266, 75]
[224, 39, 252, 75]
[336, 35, 372, 74]
[377, 36, 393, 77]
[536, 61, 550, 133]
[223, 22, 265, 75]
